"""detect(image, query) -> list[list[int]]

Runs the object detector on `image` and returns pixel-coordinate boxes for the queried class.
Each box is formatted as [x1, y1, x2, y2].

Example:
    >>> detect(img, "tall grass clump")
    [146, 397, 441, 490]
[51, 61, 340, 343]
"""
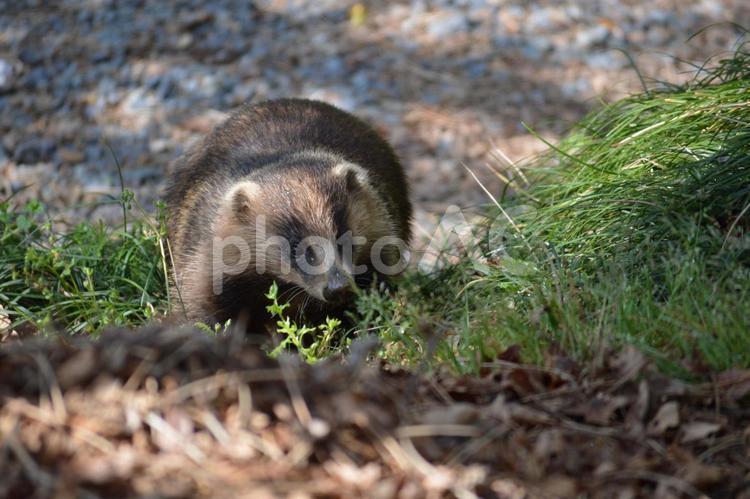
[0, 197, 169, 334]
[520, 43, 750, 370]
[360, 42, 750, 374]
[527, 60, 750, 265]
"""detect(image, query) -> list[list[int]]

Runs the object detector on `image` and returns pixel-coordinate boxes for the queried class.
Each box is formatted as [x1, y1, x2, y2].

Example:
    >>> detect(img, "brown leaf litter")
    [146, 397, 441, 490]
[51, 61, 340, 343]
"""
[0, 326, 749, 498]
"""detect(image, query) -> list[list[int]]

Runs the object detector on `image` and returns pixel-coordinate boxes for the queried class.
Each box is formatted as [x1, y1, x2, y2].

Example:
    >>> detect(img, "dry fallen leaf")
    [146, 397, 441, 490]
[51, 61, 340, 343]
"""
[58, 348, 97, 388]
[718, 369, 750, 402]
[625, 379, 650, 435]
[567, 394, 629, 426]
[421, 403, 478, 426]
[609, 346, 647, 383]
[680, 421, 722, 443]
[0, 307, 20, 342]
[491, 479, 527, 499]
[647, 401, 680, 436]
[539, 475, 578, 498]
[679, 461, 725, 487]
[533, 429, 565, 464]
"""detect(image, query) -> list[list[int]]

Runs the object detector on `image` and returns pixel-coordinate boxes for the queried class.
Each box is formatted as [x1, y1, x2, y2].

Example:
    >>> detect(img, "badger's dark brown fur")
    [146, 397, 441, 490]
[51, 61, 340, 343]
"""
[165, 99, 412, 327]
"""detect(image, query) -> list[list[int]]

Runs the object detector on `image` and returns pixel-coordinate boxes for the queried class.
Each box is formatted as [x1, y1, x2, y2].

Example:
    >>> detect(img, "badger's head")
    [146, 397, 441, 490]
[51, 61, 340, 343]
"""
[213, 157, 406, 306]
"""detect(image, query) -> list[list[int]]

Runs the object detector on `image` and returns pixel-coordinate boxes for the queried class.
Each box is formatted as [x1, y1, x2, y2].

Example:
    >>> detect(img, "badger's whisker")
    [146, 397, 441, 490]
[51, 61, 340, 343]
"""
[297, 295, 311, 322]
[287, 288, 307, 306]
[279, 285, 303, 302]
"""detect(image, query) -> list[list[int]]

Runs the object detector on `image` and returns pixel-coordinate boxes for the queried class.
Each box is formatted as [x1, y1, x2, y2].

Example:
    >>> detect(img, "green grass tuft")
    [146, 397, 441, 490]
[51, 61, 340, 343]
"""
[0, 196, 170, 334]
[361, 42, 750, 375]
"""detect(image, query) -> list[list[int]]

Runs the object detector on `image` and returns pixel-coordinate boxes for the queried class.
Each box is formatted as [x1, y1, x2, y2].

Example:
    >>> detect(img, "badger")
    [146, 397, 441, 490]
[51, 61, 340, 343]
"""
[165, 99, 412, 328]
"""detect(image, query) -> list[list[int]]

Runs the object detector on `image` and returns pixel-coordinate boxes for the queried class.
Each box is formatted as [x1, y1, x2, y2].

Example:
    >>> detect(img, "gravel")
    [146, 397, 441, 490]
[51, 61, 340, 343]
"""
[0, 0, 747, 229]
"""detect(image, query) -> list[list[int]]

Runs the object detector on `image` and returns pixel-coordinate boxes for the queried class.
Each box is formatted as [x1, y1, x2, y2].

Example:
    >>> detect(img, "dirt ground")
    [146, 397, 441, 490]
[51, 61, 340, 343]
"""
[2, 326, 749, 498]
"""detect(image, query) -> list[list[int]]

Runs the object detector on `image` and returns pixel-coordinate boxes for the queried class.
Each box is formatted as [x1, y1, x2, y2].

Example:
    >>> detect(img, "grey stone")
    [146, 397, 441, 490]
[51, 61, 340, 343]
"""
[122, 166, 162, 186]
[576, 25, 610, 48]
[13, 138, 57, 165]
[584, 52, 625, 70]
[0, 59, 17, 92]
[527, 9, 553, 31]
[427, 10, 469, 38]
[18, 48, 43, 66]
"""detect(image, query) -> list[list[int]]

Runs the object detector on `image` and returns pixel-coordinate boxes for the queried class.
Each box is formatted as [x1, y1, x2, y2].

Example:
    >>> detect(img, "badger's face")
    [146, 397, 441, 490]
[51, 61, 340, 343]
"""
[214, 161, 402, 306]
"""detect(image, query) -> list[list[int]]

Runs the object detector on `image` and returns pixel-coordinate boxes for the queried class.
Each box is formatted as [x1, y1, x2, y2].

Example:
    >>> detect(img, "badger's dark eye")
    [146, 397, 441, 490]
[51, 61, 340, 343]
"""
[305, 245, 318, 266]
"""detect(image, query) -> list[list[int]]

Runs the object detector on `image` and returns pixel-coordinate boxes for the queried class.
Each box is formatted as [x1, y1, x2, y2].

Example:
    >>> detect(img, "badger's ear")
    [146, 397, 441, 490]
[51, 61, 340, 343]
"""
[226, 180, 261, 221]
[332, 162, 372, 192]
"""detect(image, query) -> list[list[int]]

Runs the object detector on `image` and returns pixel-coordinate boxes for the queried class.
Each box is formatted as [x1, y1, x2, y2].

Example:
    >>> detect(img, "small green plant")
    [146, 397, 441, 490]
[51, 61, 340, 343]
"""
[265, 281, 345, 362]
[195, 319, 233, 335]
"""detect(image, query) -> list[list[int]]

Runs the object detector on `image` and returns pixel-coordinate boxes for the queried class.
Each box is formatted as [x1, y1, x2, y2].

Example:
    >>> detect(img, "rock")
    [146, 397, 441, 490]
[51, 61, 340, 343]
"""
[645, 9, 677, 26]
[584, 52, 626, 70]
[230, 83, 256, 106]
[560, 78, 591, 98]
[18, 48, 43, 66]
[90, 48, 112, 64]
[175, 33, 193, 50]
[23, 67, 51, 90]
[58, 148, 86, 165]
[178, 10, 213, 31]
[527, 8, 553, 31]
[493, 35, 520, 49]
[576, 25, 610, 48]
[647, 26, 673, 45]
[427, 10, 469, 38]
[146, 75, 176, 100]
[466, 60, 487, 79]
[148, 138, 170, 154]
[521, 38, 554, 61]
[351, 70, 370, 92]
[13, 138, 57, 165]
[323, 57, 346, 78]
[122, 166, 161, 186]
[181, 110, 228, 134]
[0, 59, 18, 93]
[520, 44, 544, 61]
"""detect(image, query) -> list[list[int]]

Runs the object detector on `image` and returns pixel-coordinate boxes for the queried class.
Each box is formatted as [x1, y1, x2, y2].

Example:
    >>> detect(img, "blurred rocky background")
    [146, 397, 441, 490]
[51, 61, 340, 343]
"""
[0, 0, 748, 232]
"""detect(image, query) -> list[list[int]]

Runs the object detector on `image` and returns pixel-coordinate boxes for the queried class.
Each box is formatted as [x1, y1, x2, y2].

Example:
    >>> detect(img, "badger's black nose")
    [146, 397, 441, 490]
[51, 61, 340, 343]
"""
[323, 270, 352, 303]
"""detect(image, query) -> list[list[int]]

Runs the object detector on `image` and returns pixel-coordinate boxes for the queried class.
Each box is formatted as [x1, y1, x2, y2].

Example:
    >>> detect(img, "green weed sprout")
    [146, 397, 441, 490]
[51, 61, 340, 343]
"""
[265, 281, 342, 363]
